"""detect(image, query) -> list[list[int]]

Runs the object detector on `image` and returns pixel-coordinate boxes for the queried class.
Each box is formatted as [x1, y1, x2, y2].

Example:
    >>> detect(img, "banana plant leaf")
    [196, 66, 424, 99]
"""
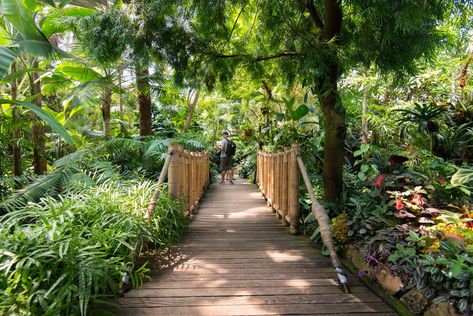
[0, 98, 74, 144]
[0, 46, 17, 78]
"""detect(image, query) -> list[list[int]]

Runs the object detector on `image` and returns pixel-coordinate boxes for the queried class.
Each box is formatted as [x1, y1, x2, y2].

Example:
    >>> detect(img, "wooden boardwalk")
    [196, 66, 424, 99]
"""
[116, 179, 396, 315]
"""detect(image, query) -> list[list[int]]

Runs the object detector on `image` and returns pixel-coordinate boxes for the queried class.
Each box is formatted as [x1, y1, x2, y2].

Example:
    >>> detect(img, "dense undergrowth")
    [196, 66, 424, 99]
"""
[0, 137, 205, 315]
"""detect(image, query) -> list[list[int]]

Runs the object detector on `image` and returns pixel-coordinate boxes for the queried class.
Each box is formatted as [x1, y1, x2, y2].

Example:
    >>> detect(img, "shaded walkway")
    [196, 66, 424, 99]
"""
[117, 179, 396, 315]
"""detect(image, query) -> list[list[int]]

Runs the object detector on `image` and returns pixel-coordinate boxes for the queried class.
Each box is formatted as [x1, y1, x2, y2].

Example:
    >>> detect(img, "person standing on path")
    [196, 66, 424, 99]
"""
[217, 130, 234, 184]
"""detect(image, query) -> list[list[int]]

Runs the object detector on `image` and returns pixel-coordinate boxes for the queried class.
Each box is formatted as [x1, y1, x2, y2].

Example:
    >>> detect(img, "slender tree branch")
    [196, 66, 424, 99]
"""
[253, 51, 302, 62]
[214, 51, 302, 62]
[214, 54, 240, 59]
[298, 0, 324, 30]
[228, 2, 249, 43]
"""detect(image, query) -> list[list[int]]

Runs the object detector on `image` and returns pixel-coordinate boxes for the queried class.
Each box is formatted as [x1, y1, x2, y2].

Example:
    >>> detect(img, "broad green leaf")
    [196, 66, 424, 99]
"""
[275, 112, 285, 122]
[1, 67, 45, 84]
[42, 8, 95, 37]
[292, 104, 309, 120]
[0, 26, 11, 45]
[0, 99, 74, 144]
[283, 96, 295, 115]
[451, 168, 473, 187]
[62, 6, 96, 16]
[0, 46, 18, 78]
[18, 39, 54, 57]
[41, 14, 64, 38]
[0, 0, 43, 41]
[68, 106, 83, 121]
[55, 61, 100, 82]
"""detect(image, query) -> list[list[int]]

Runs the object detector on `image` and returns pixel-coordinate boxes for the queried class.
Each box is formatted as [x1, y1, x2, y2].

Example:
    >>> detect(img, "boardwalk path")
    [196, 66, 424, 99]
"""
[117, 179, 396, 315]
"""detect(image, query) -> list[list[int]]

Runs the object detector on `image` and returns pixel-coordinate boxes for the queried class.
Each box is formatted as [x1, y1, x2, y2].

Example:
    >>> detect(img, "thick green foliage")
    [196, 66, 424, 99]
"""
[77, 9, 131, 64]
[0, 179, 187, 315]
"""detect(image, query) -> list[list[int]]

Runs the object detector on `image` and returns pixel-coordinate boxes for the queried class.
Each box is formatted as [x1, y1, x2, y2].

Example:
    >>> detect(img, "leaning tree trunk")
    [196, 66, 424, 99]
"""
[101, 87, 112, 139]
[30, 60, 47, 175]
[10, 62, 22, 178]
[136, 63, 153, 136]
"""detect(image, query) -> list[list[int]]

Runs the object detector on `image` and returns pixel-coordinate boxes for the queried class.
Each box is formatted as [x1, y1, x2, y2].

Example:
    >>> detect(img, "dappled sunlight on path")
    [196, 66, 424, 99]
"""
[115, 178, 395, 315]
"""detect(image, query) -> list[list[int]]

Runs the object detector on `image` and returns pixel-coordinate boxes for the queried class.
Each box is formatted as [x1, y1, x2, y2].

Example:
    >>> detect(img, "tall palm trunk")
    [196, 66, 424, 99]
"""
[136, 63, 152, 136]
[30, 60, 47, 175]
[102, 87, 112, 138]
[10, 62, 22, 177]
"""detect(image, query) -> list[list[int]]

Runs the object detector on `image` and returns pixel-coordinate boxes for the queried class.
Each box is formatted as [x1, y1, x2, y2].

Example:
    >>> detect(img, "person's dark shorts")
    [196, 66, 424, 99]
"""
[220, 156, 233, 172]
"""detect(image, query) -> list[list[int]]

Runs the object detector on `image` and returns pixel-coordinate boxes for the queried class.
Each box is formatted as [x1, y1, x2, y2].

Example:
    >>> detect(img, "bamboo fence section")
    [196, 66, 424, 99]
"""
[257, 143, 349, 293]
[257, 144, 300, 235]
[147, 143, 210, 220]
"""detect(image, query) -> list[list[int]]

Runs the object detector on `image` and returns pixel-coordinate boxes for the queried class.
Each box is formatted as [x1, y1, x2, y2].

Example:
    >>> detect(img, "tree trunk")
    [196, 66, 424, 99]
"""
[10, 62, 22, 177]
[30, 60, 47, 175]
[319, 0, 343, 201]
[136, 63, 153, 136]
[184, 89, 200, 129]
[320, 78, 345, 202]
[101, 87, 112, 139]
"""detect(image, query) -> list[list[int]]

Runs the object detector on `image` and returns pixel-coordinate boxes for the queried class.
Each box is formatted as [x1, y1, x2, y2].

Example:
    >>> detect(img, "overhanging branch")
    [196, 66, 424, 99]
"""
[253, 52, 302, 62]
[214, 52, 302, 62]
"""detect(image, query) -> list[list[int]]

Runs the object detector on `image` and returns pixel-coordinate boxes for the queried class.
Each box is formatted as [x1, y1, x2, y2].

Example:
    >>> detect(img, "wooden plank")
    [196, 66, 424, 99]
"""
[139, 278, 359, 289]
[125, 285, 372, 298]
[114, 302, 394, 315]
[118, 293, 382, 306]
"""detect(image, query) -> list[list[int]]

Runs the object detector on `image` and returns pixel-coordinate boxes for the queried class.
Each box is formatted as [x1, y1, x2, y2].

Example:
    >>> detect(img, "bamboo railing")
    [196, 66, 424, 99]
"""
[257, 143, 349, 293]
[257, 144, 300, 235]
[146, 143, 210, 220]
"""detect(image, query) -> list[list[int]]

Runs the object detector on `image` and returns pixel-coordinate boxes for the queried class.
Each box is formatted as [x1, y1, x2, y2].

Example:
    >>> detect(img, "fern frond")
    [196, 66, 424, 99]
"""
[144, 138, 171, 161]
[53, 149, 89, 168]
[1, 171, 67, 212]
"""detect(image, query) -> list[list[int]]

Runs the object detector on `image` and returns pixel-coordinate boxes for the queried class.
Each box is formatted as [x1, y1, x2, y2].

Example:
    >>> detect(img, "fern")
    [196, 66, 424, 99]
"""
[144, 138, 171, 161]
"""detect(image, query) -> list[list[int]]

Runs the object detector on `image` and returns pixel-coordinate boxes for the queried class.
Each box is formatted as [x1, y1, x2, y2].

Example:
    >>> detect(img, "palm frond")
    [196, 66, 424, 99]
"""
[53, 149, 89, 168]
[144, 138, 171, 162]
[0, 171, 67, 212]
[185, 139, 206, 151]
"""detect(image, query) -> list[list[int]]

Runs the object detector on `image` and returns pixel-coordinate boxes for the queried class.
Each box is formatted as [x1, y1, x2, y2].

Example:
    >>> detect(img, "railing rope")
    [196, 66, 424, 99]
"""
[257, 143, 349, 293]
[296, 155, 349, 293]
[146, 143, 210, 221]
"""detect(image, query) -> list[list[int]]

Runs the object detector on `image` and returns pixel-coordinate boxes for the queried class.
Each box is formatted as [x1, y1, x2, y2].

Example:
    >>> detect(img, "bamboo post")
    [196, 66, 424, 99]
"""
[191, 152, 197, 212]
[262, 153, 267, 196]
[204, 152, 209, 188]
[281, 147, 290, 225]
[256, 153, 260, 186]
[168, 143, 180, 198]
[288, 143, 300, 235]
[198, 152, 203, 197]
[269, 153, 274, 208]
[275, 153, 281, 218]
[184, 150, 191, 212]
[296, 155, 349, 293]
[260, 152, 263, 189]
[178, 146, 185, 198]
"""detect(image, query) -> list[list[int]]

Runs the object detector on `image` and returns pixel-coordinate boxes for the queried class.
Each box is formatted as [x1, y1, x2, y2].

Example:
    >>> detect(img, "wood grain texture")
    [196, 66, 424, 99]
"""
[114, 179, 395, 315]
